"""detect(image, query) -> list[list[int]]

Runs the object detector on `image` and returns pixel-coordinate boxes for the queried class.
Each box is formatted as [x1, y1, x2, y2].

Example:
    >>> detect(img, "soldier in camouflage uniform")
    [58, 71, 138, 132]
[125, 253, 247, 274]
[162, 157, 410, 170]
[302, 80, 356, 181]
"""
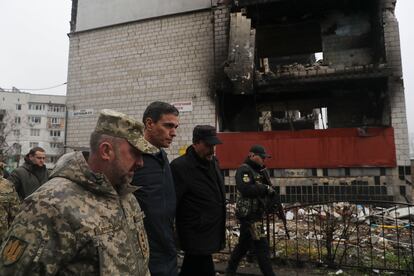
[0, 109, 158, 275]
[226, 145, 276, 276]
[0, 163, 20, 243]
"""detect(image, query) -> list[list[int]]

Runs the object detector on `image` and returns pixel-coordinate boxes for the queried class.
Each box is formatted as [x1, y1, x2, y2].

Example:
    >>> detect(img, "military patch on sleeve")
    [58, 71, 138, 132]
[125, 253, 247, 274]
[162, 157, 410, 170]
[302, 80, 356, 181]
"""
[1, 237, 28, 265]
[242, 174, 250, 183]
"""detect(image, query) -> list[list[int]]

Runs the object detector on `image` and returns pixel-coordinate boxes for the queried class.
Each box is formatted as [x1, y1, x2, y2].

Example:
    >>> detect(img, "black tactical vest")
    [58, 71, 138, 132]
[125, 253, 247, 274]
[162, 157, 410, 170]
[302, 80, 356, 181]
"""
[235, 164, 266, 221]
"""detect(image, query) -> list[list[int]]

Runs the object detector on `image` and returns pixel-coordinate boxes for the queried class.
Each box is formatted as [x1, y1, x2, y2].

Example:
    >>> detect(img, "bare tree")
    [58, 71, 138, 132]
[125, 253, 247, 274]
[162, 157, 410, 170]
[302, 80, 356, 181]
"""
[0, 109, 23, 165]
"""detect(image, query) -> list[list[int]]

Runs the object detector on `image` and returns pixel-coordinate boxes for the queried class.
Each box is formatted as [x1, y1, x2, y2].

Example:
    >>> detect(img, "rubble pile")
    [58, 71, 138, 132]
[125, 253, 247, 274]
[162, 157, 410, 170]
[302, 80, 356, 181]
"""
[256, 61, 387, 81]
[224, 202, 414, 270]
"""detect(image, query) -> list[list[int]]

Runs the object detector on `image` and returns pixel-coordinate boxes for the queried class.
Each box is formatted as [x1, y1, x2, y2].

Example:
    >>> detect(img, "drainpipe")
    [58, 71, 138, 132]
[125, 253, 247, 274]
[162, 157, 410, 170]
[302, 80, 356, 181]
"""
[64, 106, 68, 154]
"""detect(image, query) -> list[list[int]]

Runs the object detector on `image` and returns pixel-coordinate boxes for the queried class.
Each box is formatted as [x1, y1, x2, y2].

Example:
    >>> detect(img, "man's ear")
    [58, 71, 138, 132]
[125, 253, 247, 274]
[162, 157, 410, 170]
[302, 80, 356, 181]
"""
[99, 142, 114, 161]
[144, 117, 154, 130]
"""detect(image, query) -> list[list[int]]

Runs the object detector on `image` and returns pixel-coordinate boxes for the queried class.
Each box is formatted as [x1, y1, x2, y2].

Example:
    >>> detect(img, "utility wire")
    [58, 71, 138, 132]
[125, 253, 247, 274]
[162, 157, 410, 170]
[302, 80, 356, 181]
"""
[1, 82, 67, 92]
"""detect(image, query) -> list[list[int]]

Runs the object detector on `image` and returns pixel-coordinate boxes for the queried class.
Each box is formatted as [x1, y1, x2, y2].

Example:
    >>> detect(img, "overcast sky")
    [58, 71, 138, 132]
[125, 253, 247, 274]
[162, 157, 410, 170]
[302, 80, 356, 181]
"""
[0, 1, 71, 96]
[0, 1, 413, 132]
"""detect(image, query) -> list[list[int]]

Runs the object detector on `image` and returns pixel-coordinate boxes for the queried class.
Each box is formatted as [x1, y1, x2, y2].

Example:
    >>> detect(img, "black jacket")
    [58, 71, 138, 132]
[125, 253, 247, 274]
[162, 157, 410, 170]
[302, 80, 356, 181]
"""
[8, 160, 48, 200]
[132, 149, 177, 276]
[235, 158, 269, 221]
[170, 146, 226, 255]
[236, 158, 268, 198]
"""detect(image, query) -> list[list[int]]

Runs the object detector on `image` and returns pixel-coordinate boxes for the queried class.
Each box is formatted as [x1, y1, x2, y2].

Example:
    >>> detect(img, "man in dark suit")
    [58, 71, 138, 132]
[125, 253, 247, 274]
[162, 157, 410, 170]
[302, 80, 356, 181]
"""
[131, 101, 180, 276]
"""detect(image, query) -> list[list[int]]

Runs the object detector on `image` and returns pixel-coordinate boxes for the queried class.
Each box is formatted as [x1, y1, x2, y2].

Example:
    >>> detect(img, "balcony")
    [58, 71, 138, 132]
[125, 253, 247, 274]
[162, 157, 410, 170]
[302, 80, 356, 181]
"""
[216, 127, 396, 169]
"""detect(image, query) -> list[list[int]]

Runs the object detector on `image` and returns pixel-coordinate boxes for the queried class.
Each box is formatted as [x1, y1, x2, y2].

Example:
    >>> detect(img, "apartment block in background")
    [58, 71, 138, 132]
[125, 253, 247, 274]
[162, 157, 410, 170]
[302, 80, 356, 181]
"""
[0, 88, 66, 168]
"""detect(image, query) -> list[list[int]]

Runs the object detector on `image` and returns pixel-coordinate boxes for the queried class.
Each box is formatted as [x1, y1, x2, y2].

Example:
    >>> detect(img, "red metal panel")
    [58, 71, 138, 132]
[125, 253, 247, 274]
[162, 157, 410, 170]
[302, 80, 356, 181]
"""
[215, 128, 396, 169]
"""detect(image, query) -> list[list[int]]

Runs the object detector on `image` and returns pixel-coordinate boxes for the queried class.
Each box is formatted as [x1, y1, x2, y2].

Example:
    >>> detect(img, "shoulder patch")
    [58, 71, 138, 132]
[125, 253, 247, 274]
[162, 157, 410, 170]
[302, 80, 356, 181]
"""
[2, 237, 28, 265]
[242, 174, 250, 183]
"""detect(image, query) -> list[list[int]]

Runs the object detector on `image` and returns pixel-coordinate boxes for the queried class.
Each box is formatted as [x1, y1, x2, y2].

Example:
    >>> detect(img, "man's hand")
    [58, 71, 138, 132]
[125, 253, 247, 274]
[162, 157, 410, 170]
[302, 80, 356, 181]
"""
[266, 185, 275, 196]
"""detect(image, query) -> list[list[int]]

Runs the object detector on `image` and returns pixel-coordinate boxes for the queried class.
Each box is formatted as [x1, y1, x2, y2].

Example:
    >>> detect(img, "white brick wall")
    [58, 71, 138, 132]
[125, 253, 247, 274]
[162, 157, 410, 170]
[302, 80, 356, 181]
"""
[67, 10, 216, 159]
[383, 0, 410, 167]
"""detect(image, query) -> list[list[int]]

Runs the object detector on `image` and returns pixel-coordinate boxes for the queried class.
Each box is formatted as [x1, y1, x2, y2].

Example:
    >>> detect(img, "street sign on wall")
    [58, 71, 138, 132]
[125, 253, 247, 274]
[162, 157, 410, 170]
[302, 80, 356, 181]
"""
[70, 109, 94, 117]
[171, 101, 193, 113]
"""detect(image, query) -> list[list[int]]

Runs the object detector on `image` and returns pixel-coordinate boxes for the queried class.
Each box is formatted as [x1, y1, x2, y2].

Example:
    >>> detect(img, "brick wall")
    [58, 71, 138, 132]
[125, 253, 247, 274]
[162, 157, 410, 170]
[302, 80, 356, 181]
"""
[382, 0, 409, 163]
[382, 0, 411, 199]
[213, 6, 230, 75]
[66, 10, 218, 159]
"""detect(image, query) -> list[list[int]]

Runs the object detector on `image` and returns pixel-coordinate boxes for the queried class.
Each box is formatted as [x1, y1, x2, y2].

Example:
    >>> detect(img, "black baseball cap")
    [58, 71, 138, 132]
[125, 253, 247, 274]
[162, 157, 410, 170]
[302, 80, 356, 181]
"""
[193, 125, 222, 145]
[249, 144, 271, 159]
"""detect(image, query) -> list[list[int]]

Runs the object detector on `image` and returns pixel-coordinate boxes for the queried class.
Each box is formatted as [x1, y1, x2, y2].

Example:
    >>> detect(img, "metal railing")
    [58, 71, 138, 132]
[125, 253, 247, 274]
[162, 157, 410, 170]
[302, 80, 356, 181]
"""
[224, 200, 414, 273]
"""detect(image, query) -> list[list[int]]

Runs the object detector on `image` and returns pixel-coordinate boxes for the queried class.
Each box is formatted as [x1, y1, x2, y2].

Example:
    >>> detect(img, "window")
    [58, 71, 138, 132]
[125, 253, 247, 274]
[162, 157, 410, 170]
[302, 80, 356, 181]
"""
[28, 116, 41, 124]
[51, 117, 60, 124]
[29, 104, 45, 111]
[48, 105, 65, 113]
[30, 129, 40, 136]
[30, 142, 39, 148]
[15, 117, 21, 124]
[13, 129, 20, 136]
[16, 104, 21, 110]
[50, 142, 63, 148]
[50, 130, 61, 137]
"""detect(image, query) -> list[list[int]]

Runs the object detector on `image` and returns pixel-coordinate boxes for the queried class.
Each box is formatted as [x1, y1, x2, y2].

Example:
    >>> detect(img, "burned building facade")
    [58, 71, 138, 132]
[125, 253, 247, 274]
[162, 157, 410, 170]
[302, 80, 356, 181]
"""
[66, 0, 410, 202]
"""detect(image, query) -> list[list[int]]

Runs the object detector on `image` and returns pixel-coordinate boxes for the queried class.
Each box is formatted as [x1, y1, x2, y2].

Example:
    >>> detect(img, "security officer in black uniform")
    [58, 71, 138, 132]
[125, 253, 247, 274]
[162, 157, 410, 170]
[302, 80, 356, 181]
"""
[226, 145, 276, 276]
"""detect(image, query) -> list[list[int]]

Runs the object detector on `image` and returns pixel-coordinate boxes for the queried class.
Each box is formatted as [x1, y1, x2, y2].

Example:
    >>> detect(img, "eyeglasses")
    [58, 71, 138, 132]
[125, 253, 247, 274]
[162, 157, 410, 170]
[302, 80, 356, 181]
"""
[35, 157, 46, 160]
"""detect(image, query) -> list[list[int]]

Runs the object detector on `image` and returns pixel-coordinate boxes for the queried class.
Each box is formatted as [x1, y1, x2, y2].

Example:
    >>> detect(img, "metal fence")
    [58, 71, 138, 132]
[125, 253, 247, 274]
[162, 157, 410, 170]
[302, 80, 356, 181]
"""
[224, 200, 414, 274]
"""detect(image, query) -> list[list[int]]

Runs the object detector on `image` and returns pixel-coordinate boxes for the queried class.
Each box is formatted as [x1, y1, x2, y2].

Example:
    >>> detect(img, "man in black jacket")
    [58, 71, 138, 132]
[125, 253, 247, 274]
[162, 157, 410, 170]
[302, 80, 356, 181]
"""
[171, 125, 226, 276]
[131, 101, 179, 276]
[8, 147, 49, 200]
[226, 145, 275, 276]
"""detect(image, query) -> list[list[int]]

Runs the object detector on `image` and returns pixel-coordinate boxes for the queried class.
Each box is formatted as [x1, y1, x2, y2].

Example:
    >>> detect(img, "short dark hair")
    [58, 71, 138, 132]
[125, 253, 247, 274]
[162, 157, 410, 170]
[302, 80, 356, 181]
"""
[28, 147, 45, 156]
[142, 101, 179, 125]
[90, 131, 103, 154]
[89, 131, 121, 154]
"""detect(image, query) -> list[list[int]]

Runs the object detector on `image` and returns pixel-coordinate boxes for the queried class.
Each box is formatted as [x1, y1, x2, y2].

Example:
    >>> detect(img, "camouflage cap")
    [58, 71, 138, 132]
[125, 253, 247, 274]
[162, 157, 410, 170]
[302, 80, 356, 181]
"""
[95, 109, 158, 154]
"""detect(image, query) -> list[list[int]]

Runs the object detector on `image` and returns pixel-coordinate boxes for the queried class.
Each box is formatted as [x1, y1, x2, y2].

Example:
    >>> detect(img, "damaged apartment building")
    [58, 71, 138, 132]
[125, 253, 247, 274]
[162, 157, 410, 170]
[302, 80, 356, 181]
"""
[66, 0, 410, 202]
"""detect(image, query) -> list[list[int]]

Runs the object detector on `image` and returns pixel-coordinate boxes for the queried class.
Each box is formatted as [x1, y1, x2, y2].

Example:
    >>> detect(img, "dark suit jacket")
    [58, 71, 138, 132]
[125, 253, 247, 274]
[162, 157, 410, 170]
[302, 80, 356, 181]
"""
[132, 150, 177, 276]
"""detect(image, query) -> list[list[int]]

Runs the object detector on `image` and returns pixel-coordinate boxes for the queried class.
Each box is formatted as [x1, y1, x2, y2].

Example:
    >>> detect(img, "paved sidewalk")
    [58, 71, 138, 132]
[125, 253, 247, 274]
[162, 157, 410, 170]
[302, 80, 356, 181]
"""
[178, 258, 346, 275]
[213, 261, 338, 275]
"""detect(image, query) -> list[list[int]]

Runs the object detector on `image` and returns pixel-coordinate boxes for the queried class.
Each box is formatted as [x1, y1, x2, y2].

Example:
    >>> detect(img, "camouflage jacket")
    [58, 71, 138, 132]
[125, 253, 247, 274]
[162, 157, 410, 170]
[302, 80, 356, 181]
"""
[0, 177, 20, 243]
[0, 151, 150, 276]
[235, 159, 270, 222]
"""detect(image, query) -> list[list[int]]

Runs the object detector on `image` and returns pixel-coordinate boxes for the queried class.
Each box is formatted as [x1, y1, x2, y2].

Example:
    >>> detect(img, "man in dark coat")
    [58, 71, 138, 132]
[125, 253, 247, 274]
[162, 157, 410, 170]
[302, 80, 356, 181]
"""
[171, 125, 226, 276]
[131, 101, 180, 276]
[8, 147, 49, 200]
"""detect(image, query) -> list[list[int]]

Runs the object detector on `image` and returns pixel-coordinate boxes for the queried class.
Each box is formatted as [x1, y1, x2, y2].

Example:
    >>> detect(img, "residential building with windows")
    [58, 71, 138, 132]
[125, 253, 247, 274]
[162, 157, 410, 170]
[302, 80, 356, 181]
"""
[0, 88, 66, 168]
